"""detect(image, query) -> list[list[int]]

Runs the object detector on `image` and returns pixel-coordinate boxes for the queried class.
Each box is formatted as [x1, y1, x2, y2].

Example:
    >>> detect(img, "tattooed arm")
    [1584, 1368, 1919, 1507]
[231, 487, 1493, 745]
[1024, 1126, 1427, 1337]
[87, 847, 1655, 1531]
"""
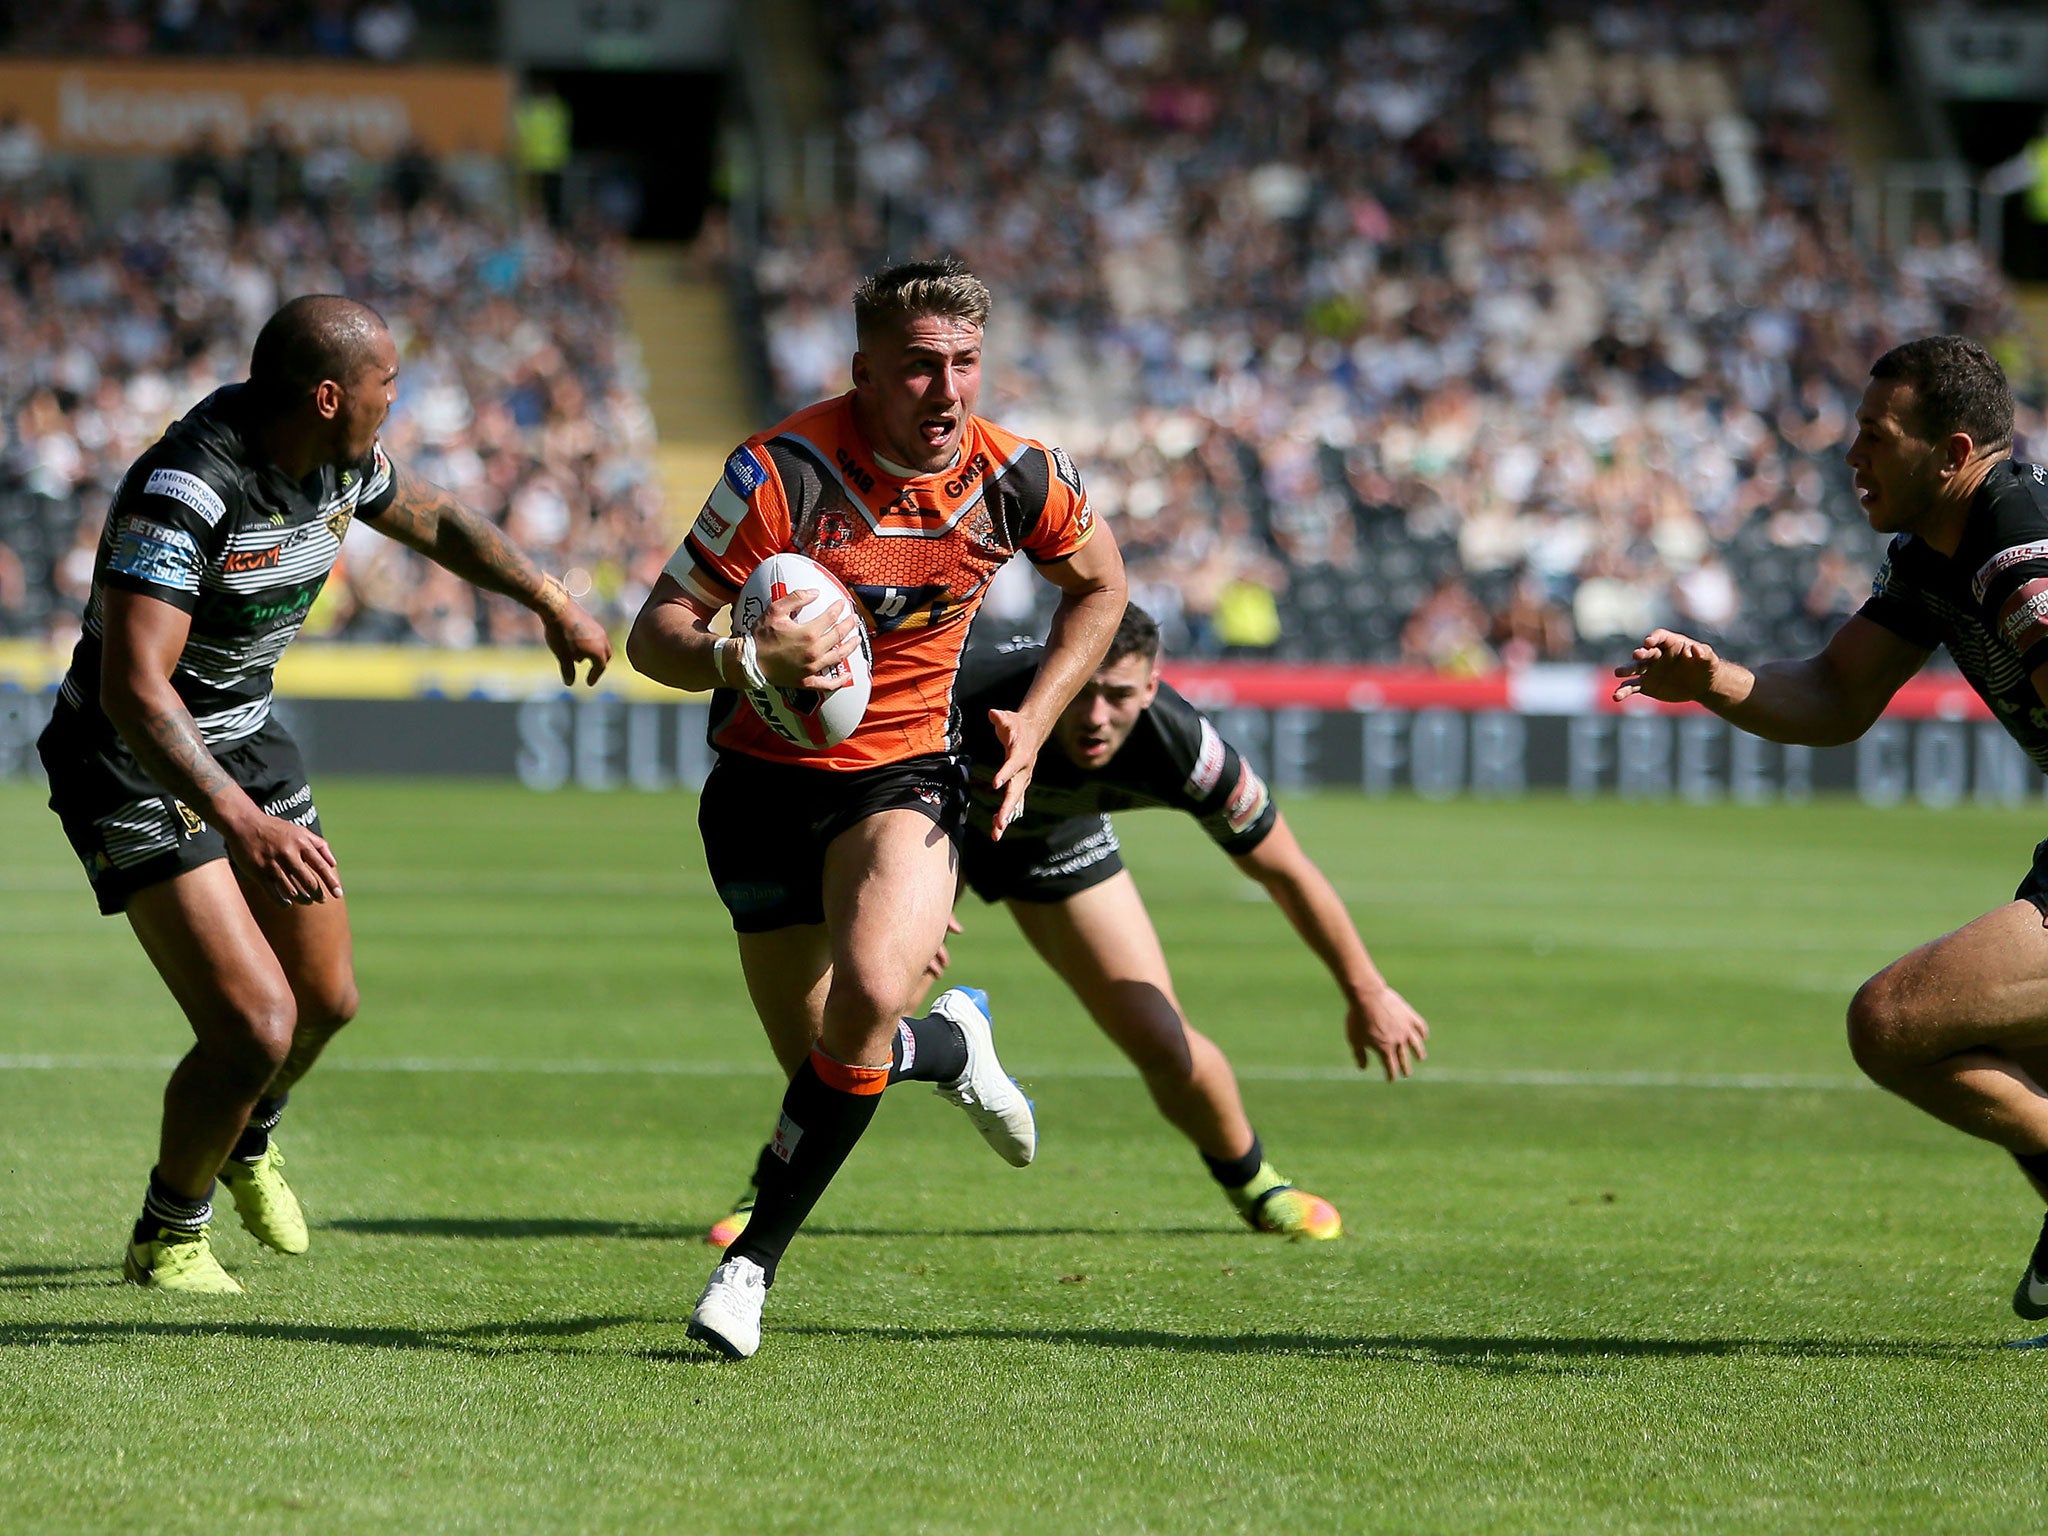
[99, 588, 341, 905]
[370, 465, 611, 684]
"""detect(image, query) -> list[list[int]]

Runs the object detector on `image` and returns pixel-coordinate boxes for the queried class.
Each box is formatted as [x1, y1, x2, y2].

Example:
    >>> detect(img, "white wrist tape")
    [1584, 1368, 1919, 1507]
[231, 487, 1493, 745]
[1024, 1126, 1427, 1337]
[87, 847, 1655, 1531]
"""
[736, 633, 769, 691]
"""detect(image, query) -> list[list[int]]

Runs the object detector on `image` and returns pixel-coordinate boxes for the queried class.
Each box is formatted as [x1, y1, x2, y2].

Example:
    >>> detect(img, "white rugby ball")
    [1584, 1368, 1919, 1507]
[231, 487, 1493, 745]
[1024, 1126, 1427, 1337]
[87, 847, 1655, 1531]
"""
[733, 552, 873, 749]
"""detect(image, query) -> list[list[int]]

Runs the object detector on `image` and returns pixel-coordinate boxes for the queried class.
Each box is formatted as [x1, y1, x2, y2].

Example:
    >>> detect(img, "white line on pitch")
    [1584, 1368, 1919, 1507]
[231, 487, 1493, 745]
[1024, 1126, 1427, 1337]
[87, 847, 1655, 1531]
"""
[0, 1054, 1874, 1090]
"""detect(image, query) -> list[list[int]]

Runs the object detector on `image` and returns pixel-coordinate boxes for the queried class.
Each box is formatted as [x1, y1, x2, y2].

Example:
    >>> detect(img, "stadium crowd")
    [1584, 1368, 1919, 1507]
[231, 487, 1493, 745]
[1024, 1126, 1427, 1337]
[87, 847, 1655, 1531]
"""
[0, 145, 662, 648]
[4, 0, 2045, 670]
[0, 1, 428, 59]
[753, 0, 2044, 666]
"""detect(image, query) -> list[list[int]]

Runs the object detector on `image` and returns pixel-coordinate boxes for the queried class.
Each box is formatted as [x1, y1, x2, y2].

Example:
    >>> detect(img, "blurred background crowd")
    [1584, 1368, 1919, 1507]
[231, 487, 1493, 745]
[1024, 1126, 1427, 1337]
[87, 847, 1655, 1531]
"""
[0, 1, 433, 60]
[0, 153, 661, 649]
[0, 0, 2044, 672]
[752, 0, 2043, 666]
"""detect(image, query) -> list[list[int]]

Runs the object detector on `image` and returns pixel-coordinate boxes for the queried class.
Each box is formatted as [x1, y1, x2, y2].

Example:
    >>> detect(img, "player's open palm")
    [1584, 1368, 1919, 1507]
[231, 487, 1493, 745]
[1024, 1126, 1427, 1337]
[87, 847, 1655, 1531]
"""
[1348, 988, 1430, 1081]
[1613, 628, 1719, 705]
[229, 815, 343, 906]
[753, 588, 858, 689]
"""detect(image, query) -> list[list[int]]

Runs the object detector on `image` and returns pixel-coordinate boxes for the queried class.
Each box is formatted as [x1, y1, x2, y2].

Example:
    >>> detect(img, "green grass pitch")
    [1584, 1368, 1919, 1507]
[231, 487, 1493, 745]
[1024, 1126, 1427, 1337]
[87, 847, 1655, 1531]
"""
[2, 777, 2046, 1533]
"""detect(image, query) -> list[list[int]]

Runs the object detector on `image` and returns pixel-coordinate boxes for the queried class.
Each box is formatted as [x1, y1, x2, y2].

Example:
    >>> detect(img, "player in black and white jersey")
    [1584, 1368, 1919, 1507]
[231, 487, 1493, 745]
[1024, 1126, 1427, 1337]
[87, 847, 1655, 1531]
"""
[1616, 336, 2048, 1324]
[707, 604, 1432, 1248]
[37, 295, 611, 1293]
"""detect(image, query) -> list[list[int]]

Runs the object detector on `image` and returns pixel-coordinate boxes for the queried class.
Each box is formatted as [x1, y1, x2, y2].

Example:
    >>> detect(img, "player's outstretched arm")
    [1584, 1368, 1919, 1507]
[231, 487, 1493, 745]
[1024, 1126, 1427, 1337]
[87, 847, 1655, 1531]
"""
[989, 526, 1127, 837]
[373, 465, 611, 685]
[626, 573, 858, 693]
[1612, 616, 1929, 746]
[1230, 812, 1429, 1081]
[99, 589, 341, 906]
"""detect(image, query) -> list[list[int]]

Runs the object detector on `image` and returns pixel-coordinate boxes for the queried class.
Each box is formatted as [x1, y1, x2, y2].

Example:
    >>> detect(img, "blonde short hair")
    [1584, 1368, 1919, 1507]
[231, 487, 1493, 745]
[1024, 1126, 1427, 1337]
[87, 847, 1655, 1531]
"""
[852, 257, 991, 347]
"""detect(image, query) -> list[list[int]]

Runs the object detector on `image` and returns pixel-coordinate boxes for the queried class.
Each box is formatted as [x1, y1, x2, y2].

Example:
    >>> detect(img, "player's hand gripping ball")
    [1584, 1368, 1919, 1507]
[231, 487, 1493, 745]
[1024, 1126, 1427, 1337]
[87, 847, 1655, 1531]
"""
[734, 552, 873, 748]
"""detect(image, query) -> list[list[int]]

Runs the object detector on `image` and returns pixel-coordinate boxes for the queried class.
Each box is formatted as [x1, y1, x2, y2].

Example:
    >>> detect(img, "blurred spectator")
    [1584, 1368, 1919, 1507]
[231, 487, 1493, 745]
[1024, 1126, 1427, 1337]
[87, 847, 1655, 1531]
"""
[0, 166, 661, 647]
[0, 112, 44, 189]
[1402, 575, 1497, 675]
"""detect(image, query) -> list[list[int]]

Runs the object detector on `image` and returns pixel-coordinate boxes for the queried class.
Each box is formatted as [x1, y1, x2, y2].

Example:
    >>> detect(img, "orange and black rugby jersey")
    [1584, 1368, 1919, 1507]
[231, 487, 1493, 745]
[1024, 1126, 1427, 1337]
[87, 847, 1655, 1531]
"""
[667, 392, 1096, 771]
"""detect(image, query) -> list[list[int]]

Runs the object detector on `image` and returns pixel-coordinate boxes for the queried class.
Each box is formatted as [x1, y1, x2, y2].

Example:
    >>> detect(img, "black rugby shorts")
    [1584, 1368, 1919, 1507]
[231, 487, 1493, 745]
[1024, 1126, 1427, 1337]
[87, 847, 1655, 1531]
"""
[40, 708, 322, 916]
[699, 749, 967, 932]
[959, 811, 1126, 905]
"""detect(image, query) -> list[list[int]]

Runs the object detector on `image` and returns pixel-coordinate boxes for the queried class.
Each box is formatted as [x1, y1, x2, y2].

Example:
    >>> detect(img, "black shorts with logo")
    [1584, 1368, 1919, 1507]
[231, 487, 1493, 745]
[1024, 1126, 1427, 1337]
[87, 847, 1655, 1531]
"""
[960, 812, 1127, 905]
[39, 705, 321, 916]
[699, 749, 968, 932]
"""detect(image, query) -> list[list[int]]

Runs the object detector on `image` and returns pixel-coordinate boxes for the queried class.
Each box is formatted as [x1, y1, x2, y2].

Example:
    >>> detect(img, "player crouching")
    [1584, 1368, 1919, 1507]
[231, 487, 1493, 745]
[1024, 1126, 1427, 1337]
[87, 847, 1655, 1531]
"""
[709, 604, 1432, 1250]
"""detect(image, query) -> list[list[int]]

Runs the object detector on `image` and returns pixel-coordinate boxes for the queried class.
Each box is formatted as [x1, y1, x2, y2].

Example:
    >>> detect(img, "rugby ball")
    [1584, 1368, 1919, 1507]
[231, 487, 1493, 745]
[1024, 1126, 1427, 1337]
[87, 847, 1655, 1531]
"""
[733, 552, 873, 749]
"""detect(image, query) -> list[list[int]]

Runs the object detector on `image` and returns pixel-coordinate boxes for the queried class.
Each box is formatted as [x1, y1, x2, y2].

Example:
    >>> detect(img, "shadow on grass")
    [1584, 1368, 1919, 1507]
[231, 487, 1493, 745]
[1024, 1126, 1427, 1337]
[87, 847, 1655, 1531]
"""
[0, 1262, 114, 1290]
[325, 1217, 1225, 1241]
[0, 1314, 2014, 1369]
[767, 1325, 2010, 1373]
[0, 1314, 694, 1361]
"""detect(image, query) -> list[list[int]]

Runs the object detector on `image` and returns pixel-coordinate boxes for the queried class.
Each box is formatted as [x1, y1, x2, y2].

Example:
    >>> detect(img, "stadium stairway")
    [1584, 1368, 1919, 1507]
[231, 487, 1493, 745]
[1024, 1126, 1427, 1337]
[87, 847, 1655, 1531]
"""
[2017, 286, 2048, 395]
[621, 245, 757, 532]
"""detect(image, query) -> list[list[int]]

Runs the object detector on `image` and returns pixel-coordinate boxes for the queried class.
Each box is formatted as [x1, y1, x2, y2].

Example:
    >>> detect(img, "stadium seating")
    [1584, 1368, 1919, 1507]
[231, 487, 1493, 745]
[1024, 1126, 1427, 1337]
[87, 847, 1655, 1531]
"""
[749, 0, 2044, 665]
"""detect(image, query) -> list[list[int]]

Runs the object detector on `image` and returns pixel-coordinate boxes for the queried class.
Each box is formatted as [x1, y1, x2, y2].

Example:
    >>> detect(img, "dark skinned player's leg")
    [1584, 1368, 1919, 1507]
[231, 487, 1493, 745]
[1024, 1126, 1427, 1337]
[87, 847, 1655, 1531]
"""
[204, 869, 359, 1254]
[126, 861, 299, 1200]
[236, 864, 359, 1098]
[721, 809, 958, 1285]
[122, 861, 297, 1278]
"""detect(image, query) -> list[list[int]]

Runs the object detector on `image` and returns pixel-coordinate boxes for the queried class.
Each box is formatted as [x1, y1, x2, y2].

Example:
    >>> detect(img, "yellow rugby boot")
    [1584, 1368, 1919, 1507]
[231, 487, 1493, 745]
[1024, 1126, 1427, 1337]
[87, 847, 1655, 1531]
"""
[122, 1226, 245, 1294]
[218, 1143, 309, 1254]
[706, 1187, 756, 1250]
[1228, 1162, 1343, 1241]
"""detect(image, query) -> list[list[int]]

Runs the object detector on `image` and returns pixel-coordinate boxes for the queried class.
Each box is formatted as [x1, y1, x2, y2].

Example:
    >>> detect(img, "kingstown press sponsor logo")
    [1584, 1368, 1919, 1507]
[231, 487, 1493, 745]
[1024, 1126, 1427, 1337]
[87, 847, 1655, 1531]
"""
[1998, 578, 2048, 648]
[144, 467, 227, 527]
[1223, 765, 1270, 835]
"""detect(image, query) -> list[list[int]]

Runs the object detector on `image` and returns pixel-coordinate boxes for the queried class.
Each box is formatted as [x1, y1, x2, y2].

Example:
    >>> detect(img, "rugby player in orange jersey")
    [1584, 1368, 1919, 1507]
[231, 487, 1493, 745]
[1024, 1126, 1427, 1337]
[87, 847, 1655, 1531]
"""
[627, 258, 1126, 1358]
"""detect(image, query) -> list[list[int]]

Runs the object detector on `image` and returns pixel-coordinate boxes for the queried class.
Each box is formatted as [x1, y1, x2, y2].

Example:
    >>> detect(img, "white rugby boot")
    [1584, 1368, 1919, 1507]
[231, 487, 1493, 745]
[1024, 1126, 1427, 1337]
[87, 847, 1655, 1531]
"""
[688, 1254, 768, 1359]
[929, 987, 1037, 1167]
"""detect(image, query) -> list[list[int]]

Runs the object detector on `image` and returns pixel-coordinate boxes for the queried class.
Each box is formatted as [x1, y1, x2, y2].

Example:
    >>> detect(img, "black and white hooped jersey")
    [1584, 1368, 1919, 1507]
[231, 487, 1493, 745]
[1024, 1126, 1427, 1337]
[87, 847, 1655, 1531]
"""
[956, 639, 1279, 854]
[1859, 458, 2048, 773]
[55, 384, 397, 747]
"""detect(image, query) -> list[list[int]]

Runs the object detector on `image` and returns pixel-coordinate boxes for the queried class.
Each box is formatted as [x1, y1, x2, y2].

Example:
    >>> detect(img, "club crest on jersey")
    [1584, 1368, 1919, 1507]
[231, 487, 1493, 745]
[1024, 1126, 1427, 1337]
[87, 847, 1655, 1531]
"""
[326, 507, 353, 542]
[814, 512, 854, 551]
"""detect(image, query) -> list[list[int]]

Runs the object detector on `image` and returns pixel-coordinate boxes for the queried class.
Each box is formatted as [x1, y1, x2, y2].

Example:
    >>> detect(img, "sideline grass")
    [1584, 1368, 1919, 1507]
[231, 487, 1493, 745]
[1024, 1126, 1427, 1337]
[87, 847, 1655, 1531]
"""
[2, 779, 2045, 1533]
